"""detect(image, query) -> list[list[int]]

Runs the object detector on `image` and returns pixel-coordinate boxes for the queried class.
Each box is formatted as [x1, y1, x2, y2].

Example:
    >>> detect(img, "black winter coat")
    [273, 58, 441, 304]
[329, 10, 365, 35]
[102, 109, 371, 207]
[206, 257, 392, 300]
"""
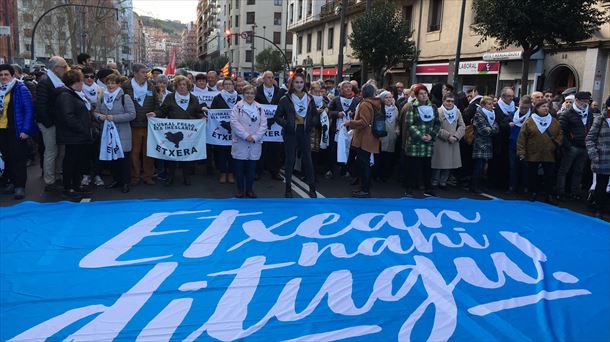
[559, 107, 594, 148]
[274, 93, 319, 137]
[55, 87, 93, 145]
[35, 75, 61, 127]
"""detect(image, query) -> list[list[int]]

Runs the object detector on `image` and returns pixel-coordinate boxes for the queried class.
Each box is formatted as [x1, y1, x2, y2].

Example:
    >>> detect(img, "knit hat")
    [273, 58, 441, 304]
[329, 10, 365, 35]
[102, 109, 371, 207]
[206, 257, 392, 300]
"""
[378, 90, 392, 102]
[96, 68, 114, 81]
[575, 91, 591, 101]
[565, 94, 575, 101]
[605, 95, 610, 109]
[413, 84, 428, 96]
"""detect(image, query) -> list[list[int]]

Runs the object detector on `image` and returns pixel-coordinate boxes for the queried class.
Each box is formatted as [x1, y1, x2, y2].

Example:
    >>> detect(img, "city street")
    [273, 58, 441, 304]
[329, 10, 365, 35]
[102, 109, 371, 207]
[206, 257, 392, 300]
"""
[1, 158, 603, 221]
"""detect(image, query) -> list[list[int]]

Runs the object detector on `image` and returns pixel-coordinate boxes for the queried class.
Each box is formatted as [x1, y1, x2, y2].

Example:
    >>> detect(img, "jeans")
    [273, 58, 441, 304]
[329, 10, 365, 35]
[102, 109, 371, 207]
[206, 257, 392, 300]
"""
[234, 159, 257, 192]
[509, 149, 528, 191]
[38, 123, 65, 184]
[214, 145, 234, 174]
[0, 129, 28, 188]
[63, 144, 91, 190]
[131, 127, 154, 182]
[262, 142, 283, 175]
[431, 169, 451, 187]
[527, 161, 555, 195]
[356, 148, 372, 193]
[406, 156, 432, 191]
[284, 125, 314, 191]
[557, 146, 588, 195]
[594, 174, 609, 211]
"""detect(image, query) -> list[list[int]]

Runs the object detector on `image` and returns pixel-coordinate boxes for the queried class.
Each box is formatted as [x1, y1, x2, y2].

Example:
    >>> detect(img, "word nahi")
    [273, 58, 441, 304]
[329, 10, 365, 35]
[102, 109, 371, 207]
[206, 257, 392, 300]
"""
[11, 208, 592, 341]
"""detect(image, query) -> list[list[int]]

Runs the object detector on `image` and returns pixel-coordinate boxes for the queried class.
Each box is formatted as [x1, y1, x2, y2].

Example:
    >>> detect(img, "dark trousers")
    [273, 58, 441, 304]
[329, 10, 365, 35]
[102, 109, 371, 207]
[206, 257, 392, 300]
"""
[89, 137, 103, 177]
[214, 145, 234, 174]
[472, 158, 487, 180]
[557, 146, 588, 195]
[527, 161, 555, 195]
[234, 159, 257, 192]
[262, 142, 283, 175]
[490, 148, 510, 190]
[63, 144, 91, 190]
[0, 130, 28, 188]
[356, 148, 372, 192]
[509, 148, 528, 191]
[375, 151, 396, 180]
[594, 174, 609, 211]
[406, 156, 432, 190]
[459, 141, 473, 183]
[111, 152, 131, 185]
[166, 161, 194, 180]
[284, 125, 314, 191]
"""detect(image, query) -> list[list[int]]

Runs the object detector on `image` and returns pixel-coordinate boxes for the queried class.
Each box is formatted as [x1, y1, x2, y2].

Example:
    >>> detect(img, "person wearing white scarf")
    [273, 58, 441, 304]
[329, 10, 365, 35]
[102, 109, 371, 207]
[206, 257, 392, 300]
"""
[210, 78, 241, 184]
[0, 78, 16, 111]
[516, 101, 562, 203]
[471, 96, 499, 193]
[508, 96, 532, 192]
[431, 94, 465, 189]
[376, 91, 400, 181]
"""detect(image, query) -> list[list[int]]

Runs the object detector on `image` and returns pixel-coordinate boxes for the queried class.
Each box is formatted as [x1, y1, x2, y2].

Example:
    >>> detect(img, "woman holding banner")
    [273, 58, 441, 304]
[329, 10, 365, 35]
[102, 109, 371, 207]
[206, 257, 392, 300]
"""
[274, 73, 318, 198]
[230, 84, 267, 198]
[151, 75, 204, 186]
[210, 78, 241, 185]
[95, 74, 136, 194]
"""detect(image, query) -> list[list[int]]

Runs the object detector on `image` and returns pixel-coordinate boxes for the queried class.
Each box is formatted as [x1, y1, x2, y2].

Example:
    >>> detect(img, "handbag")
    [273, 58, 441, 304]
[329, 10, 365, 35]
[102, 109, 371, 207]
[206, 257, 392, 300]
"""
[464, 124, 475, 145]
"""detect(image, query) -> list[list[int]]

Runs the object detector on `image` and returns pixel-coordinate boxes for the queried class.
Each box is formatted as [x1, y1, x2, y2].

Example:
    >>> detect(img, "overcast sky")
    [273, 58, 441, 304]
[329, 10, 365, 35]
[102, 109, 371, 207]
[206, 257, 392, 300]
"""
[132, 0, 199, 23]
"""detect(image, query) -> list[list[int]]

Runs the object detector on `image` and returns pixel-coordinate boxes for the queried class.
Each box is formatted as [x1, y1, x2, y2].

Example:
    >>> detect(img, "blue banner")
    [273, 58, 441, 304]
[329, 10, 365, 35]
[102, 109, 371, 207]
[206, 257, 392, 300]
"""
[1, 198, 609, 341]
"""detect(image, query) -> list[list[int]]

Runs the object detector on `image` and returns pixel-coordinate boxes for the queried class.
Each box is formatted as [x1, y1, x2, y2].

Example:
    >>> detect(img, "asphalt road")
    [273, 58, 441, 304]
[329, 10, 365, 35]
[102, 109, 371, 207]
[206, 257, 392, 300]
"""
[1, 158, 606, 222]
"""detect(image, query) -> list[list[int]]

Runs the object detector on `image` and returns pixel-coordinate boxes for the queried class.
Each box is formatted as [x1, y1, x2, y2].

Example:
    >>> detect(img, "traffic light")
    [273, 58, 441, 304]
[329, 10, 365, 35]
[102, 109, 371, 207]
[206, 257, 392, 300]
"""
[225, 29, 232, 44]
[288, 69, 295, 78]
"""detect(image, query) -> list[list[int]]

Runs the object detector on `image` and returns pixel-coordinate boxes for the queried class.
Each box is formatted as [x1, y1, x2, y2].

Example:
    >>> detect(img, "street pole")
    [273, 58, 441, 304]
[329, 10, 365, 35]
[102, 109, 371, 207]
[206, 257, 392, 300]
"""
[251, 23, 256, 81]
[452, 0, 467, 92]
[336, 0, 348, 84]
[80, 7, 86, 54]
[360, 0, 372, 86]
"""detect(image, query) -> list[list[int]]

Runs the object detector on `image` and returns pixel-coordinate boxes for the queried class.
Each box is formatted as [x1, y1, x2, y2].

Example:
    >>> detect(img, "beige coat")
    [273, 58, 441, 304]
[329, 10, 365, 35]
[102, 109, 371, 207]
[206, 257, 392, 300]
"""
[431, 106, 465, 169]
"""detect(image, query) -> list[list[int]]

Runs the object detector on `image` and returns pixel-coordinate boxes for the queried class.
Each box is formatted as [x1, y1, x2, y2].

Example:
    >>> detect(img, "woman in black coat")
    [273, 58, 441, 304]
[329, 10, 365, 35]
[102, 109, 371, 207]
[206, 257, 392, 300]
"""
[274, 73, 319, 198]
[55, 69, 93, 199]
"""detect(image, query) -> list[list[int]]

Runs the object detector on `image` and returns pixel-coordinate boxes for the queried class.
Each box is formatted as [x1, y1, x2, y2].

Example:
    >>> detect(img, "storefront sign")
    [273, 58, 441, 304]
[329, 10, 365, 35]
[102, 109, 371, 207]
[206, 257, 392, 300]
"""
[416, 61, 500, 76]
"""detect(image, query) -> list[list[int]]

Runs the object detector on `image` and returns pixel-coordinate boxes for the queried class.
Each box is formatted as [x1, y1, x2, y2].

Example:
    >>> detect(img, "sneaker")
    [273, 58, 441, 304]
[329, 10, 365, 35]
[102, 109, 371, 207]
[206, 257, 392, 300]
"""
[14, 187, 25, 199]
[63, 189, 82, 200]
[423, 189, 437, 197]
[324, 170, 333, 179]
[93, 176, 105, 186]
[81, 175, 92, 186]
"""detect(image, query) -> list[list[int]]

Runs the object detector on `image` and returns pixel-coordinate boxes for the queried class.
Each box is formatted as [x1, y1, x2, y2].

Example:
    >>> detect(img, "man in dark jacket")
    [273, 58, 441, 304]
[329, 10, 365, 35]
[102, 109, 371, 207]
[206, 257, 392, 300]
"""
[122, 63, 158, 185]
[255, 70, 286, 180]
[36, 56, 68, 192]
[0, 64, 36, 199]
[557, 91, 594, 200]
[490, 86, 515, 190]
[458, 86, 484, 187]
[327, 81, 360, 176]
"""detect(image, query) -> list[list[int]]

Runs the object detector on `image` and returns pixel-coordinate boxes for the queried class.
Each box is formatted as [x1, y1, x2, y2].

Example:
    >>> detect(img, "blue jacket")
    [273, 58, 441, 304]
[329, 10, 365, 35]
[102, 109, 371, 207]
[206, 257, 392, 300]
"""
[7, 81, 37, 139]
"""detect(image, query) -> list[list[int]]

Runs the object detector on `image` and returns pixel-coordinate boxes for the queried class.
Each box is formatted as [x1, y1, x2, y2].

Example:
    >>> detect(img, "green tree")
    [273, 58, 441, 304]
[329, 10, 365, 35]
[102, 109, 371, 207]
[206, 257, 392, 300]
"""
[349, 3, 415, 84]
[255, 48, 284, 74]
[472, 0, 608, 95]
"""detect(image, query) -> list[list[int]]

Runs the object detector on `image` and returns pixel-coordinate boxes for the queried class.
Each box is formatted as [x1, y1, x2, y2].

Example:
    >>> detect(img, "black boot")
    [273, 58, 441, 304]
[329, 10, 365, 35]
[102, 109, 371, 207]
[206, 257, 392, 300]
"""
[308, 185, 317, 198]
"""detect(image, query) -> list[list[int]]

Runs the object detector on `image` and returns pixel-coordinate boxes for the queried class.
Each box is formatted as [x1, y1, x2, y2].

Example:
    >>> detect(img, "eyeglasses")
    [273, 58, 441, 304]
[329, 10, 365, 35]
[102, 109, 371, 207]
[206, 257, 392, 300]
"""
[84, 75, 95, 79]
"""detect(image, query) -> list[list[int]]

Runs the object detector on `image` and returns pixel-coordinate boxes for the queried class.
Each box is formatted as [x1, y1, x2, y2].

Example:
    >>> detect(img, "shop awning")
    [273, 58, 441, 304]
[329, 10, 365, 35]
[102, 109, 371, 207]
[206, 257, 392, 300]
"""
[416, 61, 499, 76]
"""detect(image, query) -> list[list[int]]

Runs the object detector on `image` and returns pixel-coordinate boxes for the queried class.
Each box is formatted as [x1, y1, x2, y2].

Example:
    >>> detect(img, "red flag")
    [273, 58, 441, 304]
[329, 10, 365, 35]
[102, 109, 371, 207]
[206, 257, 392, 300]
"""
[165, 49, 176, 75]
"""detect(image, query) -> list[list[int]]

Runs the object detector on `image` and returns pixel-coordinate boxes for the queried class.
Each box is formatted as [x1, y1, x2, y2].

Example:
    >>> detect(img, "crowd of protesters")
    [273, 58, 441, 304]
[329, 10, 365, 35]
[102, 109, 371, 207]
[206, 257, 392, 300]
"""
[0, 53, 609, 218]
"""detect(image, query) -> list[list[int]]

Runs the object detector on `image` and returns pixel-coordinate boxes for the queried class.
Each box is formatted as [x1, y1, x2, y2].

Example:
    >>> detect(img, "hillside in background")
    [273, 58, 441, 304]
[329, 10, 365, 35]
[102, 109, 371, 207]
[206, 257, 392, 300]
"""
[139, 15, 186, 34]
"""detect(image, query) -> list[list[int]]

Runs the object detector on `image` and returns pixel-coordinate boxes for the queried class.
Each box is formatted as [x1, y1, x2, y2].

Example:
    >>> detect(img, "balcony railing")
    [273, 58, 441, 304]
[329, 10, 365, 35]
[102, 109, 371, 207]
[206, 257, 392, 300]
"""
[320, 0, 357, 19]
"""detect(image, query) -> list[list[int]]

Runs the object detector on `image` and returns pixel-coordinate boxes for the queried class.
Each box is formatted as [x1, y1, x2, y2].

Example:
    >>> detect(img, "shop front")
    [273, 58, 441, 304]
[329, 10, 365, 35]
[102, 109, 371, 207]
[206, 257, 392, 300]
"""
[415, 60, 500, 95]
[483, 49, 544, 96]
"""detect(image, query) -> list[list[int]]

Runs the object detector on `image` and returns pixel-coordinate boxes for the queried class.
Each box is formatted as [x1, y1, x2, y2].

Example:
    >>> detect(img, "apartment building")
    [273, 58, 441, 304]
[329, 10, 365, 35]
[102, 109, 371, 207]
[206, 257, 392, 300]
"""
[180, 21, 198, 64]
[197, 0, 227, 62]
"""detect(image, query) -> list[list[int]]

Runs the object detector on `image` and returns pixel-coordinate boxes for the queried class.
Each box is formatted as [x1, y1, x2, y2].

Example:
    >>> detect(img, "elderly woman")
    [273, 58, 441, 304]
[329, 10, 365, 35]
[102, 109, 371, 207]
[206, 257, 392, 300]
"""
[471, 96, 500, 193]
[517, 100, 562, 203]
[155, 75, 171, 104]
[375, 90, 399, 182]
[151, 75, 204, 186]
[95, 73, 136, 193]
[230, 84, 267, 198]
[209, 77, 241, 184]
[585, 96, 610, 219]
[431, 92, 465, 190]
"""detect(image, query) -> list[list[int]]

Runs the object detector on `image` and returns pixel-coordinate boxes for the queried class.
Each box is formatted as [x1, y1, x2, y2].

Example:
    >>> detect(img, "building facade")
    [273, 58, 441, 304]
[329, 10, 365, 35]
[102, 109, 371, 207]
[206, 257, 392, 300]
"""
[180, 21, 198, 64]
[132, 12, 146, 64]
[197, 0, 227, 62]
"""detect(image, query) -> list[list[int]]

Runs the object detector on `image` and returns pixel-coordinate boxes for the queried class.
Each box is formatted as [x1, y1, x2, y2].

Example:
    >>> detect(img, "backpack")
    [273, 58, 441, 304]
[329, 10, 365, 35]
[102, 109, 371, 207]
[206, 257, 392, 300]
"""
[371, 105, 387, 138]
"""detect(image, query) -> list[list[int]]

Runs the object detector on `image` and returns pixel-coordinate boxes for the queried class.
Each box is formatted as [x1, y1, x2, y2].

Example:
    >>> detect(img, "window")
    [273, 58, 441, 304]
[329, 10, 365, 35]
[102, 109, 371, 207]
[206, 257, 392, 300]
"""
[306, 33, 312, 52]
[235, 15, 239, 27]
[246, 34, 253, 44]
[247, 0, 255, 4]
[274, 12, 282, 25]
[235, 0, 239, 8]
[403, 6, 413, 31]
[25, 43, 31, 52]
[297, 35, 303, 54]
[246, 12, 255, 24]
[45, 45, 52, 54]
[307, 0, 312, 15]
[316, 30, 322, 51]
[298, 0, 303, 19]
[286, 32, 293, 44]
[122, 46, 130, 54]
[327, 27, 334, 49]
[234, 34, 239, 45]
[289, 4, 294, 23]
[246, 50, 253, 62]
[274, 0, 282, 5]
[428, 0, 443, 32]
[273, 31, 281, 44]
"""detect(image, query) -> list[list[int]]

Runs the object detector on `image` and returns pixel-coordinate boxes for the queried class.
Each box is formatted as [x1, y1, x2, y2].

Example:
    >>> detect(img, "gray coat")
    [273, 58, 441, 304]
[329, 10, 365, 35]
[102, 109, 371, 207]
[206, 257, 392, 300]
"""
[95, 89, 136, 152]
[432, 107, 465, 169]
[586, 116, 610, 175]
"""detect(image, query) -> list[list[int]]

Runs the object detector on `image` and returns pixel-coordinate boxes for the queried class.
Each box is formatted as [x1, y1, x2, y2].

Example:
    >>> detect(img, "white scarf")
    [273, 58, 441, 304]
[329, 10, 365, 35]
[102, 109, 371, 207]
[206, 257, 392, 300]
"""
[103, 88, 121, 111]
[320, 110, 329, 149]
[470, 94, 483, 104]
[242, 102, 259, 122]
[46, 70, 64, 88]
[339, 96, 353, 113]
[497, 98, 516, 115]
[442, 105, 458, 125]
[606, 118, 610, 128]
[76, 90, 92, 111]
[161, 89, 170, 103]
[263, 85, 275, 103]
[221, 90, 238, 109]
[572, 102, 589, 126]
[96, 79, 107, 90]
[531, 113, 552, 134]
[0, 78, 17, 111]
[312, 95, 324, 109]
[191, 86, 207, 105]
[131, 78, 148, 107]
[481, 107, 496, 126]
[291, 93, 308, 118]
[385, 105, 397, 124]
[512, 109, 531, 127]
[417, 105, 434, 122]
[82, 83, 98, 103]
[175, 92, 190, 111]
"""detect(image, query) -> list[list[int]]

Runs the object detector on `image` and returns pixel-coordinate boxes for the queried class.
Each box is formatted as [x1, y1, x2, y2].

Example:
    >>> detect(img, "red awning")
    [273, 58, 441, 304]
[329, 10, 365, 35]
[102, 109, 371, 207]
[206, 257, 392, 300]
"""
[416, 61, 500, 76]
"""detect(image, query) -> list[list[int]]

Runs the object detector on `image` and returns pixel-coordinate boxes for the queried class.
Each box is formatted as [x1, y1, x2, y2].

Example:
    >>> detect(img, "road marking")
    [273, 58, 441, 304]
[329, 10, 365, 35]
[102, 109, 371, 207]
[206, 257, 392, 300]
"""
[279, 170, 324, 198]
[481, 193, 499, 200]
[80, 198, 91, 203]
[288, 172, 326, 198]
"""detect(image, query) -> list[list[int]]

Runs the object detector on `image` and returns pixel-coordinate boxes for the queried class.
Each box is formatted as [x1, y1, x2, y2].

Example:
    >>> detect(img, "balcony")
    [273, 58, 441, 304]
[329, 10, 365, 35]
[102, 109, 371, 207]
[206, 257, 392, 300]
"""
[320, 0, 358, 19]
[289, 0, 363, 32]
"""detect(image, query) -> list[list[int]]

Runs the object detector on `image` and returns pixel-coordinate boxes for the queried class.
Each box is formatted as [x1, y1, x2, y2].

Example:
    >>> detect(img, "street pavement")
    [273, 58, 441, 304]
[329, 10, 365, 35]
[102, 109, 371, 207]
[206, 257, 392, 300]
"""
[1, 159, 605, 222]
